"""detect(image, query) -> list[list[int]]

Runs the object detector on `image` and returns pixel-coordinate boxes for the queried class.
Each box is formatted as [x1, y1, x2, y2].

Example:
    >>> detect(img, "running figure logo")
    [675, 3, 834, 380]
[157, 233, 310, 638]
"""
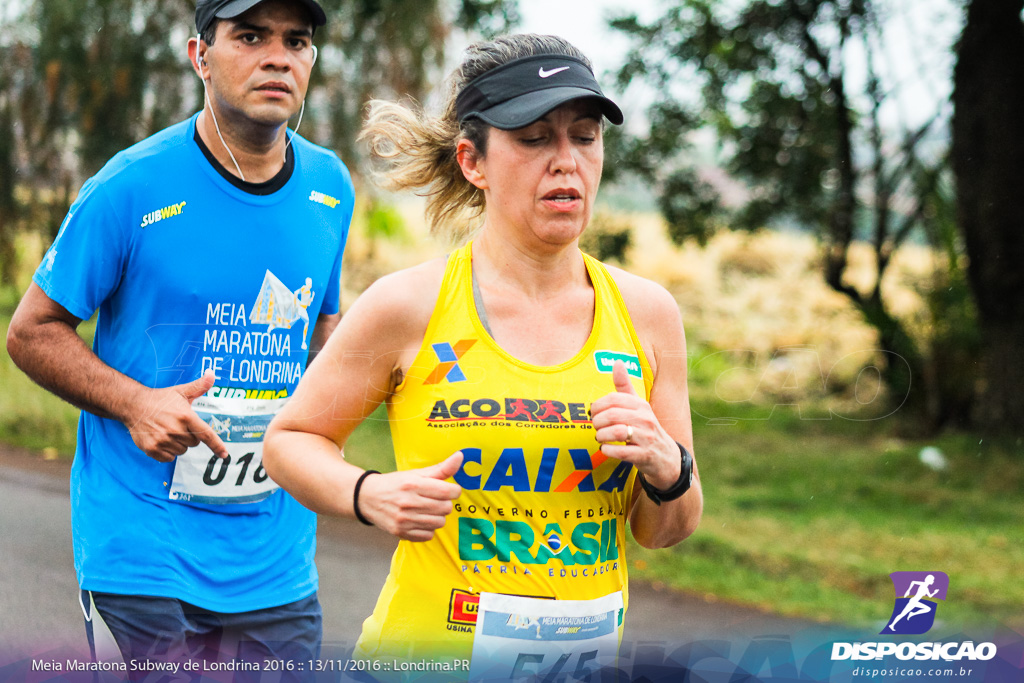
[209, 416, 232, 441]
[506, 613, 542, 639]
[249, 271, 316, 349]
[882, 571, 949, 635]
[293, 277, 314, 349]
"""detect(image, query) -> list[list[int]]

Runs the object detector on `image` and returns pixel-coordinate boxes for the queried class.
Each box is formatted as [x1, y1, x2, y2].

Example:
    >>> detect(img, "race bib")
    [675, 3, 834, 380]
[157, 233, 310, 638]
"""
[468, 592, 623, 681]
[169, 396, 287, 505]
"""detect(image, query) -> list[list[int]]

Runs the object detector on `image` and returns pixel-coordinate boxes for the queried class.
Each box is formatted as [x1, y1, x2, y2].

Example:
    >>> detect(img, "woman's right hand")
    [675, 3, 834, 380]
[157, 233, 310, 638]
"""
[358, 452, 464, 541]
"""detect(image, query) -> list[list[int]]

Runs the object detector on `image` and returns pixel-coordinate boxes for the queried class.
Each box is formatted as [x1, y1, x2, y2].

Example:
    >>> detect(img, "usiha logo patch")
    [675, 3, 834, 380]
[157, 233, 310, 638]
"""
[449, 589, 479, 627]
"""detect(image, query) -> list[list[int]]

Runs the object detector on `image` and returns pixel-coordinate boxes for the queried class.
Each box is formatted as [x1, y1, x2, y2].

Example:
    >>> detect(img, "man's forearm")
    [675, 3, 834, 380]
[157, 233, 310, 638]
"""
[306, 311, 342, 368]
[7, 318, 144, 424]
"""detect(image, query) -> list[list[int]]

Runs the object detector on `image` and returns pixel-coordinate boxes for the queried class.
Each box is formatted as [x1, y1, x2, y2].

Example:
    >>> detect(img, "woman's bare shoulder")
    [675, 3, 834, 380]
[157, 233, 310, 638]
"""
[344, 256, 449, 341]
[602, 262, 684, 337]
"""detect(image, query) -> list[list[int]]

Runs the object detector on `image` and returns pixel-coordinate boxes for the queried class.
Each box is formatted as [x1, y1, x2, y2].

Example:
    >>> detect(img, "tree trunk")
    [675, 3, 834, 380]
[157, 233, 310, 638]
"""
[952, 0, 1024, 435]
[849, 292, 928, 422]
[823, 58, 929, 422]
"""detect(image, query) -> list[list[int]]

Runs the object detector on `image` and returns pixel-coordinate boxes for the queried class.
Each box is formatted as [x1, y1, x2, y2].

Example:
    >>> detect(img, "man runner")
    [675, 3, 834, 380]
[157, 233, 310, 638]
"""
[6, 0, 351, 678]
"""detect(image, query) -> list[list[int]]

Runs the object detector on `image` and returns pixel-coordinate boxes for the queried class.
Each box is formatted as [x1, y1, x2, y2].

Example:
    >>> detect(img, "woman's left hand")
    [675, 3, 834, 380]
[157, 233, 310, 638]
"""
[590, 361, 682, 489]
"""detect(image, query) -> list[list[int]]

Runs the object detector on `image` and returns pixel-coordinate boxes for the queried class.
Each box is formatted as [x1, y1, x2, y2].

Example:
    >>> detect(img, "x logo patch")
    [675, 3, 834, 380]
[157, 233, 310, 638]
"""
[424, 339, 477, 384]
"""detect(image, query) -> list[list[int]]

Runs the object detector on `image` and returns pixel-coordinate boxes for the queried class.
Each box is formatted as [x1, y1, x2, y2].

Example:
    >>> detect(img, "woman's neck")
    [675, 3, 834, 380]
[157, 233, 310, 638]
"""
[472, 227, 588, 300]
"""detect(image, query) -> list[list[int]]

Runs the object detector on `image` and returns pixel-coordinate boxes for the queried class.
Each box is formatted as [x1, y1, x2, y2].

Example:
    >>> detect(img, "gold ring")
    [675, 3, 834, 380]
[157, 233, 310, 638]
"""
[626, 425, 634, 444]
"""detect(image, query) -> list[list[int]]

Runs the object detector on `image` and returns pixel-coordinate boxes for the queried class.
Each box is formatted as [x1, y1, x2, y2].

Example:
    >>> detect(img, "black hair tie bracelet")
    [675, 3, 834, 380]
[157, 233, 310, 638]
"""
[353, 470, 380, 526]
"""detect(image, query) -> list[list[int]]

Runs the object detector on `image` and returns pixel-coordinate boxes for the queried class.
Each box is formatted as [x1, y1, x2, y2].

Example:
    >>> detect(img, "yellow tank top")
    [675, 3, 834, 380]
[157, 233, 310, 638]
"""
[356, 242, 652, 662]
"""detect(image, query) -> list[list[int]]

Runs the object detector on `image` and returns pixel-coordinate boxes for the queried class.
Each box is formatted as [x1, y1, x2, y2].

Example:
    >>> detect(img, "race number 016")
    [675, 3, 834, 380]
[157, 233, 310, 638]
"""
[203, 452, 269, 487]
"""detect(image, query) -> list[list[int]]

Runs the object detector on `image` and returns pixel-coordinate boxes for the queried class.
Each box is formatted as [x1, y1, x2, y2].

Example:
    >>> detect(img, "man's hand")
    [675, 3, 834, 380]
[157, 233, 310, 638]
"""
[358, 452, 464, 541]
[126, 371, 229, 463]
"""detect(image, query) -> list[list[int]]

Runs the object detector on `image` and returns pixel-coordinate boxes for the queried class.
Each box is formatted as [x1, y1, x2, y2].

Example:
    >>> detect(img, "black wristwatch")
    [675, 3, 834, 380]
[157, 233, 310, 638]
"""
[637, 442, 693, 505]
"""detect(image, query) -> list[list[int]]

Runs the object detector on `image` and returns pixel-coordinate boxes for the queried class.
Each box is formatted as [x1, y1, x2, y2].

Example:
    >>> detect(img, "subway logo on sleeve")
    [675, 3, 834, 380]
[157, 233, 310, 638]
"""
[140, 201, 187, 228]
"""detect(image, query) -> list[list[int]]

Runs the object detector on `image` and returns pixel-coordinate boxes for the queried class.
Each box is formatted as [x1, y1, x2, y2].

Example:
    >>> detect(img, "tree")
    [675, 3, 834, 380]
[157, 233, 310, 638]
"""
[311, 0, 517, 163]
[0, 0, 516, 285]
[0, 44, 21, 283]
[0, 0, 215, 286]
[952, 0, 1024, 435]
[609, 0, 957, 425]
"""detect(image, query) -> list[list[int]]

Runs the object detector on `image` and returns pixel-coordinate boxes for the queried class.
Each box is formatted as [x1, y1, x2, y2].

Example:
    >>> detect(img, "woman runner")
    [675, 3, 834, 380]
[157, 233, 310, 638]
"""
[264, 33, 703, 677]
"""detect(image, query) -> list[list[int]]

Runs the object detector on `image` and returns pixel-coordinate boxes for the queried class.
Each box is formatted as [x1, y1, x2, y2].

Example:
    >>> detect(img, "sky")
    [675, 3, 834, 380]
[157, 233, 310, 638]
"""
[511, 0, 964, 133]
[516, 0, 655, 82]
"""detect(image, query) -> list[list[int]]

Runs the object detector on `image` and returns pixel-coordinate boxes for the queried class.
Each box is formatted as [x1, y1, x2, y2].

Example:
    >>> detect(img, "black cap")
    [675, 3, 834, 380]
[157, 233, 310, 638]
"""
[195, 0, 327, 34]
[455, 54, 623, 130]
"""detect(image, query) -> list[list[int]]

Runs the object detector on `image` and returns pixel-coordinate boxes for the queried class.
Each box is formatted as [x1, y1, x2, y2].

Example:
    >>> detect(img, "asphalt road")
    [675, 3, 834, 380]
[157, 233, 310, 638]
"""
[0, 447, 823, 667]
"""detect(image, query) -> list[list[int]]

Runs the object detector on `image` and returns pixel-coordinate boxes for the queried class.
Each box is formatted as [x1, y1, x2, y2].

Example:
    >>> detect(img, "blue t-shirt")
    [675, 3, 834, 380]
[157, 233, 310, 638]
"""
[33, 114, 353, 612]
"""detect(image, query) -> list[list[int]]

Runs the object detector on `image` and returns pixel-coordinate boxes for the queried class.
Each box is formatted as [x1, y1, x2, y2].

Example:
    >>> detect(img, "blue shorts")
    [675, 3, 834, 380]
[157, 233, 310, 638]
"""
[83, 590, 322, 682]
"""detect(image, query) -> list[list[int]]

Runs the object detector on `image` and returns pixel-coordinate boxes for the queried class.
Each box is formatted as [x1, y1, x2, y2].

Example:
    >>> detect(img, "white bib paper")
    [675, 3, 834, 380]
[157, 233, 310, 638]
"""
[468, 591, 623, 681]
[169, 396, 287, 505]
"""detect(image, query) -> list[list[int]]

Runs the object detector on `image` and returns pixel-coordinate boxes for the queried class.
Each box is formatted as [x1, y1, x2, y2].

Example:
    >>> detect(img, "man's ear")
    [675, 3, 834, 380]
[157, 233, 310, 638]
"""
[188, 36, 206, 79]
[456, 139, 488, 190]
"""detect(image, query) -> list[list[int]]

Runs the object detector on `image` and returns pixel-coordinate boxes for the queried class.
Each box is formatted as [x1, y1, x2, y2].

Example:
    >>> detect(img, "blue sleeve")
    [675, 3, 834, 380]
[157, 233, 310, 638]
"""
[318, 163, 354, 316]
[319, 243, 343, 316]
[32, 177, 129, 321]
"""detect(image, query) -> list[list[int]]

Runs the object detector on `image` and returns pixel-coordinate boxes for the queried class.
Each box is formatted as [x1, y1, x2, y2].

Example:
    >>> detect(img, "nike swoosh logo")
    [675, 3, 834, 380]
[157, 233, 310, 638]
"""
[538, 66, 570, 78]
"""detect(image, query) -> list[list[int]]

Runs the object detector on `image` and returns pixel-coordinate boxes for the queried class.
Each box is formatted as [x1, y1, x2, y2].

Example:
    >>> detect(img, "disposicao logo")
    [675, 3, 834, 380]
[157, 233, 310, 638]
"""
[882, 571, 948, 635]
[831, 570, 997, 663]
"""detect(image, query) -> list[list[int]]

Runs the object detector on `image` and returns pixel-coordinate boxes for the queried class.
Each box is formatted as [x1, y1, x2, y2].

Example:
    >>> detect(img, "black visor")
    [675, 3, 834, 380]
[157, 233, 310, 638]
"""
[455, 54, 623, 130]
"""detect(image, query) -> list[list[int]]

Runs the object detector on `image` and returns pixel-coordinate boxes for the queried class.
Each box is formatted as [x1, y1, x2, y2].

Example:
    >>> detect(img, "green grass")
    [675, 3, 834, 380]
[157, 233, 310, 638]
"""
[0, 298, 93, 453]
[631, 408, 1024, 630]
[342, 405, 396, 471]
[2, 297, 1020, 632]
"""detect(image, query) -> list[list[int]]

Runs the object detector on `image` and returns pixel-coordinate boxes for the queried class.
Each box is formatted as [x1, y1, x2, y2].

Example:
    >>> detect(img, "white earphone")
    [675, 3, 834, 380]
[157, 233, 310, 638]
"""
[196, 33, 206, 69]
